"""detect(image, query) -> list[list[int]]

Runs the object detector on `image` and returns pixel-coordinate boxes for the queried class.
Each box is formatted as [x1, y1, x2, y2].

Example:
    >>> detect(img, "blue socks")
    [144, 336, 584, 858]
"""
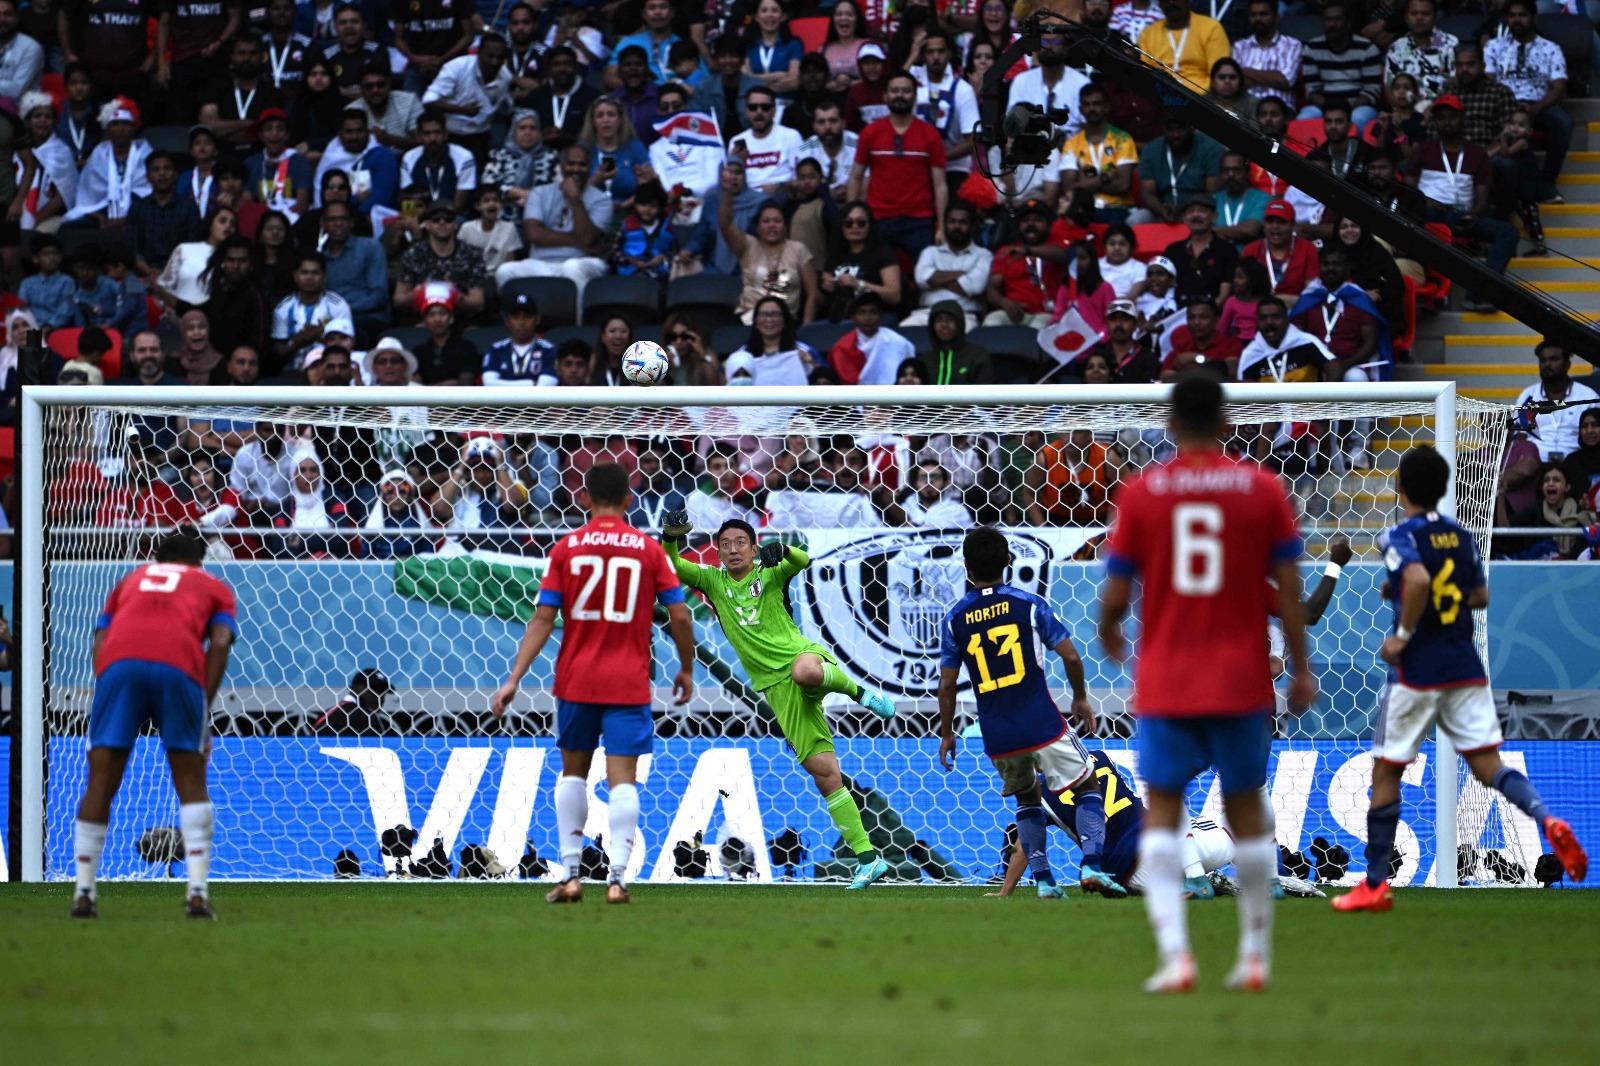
[1074, 789, 1107, 869]
[1016, 803, 1054, 886]
[1365, 800, 1400, 888]
[1492, 766, 1552, 825]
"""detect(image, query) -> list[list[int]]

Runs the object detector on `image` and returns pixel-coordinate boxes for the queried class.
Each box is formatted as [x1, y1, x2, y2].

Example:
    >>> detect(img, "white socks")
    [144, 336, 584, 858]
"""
[180, 802, 214, 901]
[1234, 835, 1277, 963]
[74, 820, 108, 901]
[606, 783, 639, 885]
[554, 775, 588, 881]
[1139, 828, 1189, 960]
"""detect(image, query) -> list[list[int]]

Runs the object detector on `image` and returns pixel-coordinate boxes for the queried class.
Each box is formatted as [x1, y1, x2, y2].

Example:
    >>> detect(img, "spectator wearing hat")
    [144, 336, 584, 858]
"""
[392, 199, 488, 316]
[481, 291, 557, 386]
[1165, 193, 1238, 305]
[435, 437, 533, 543]
[411, 282, 478, 384]
[1136, 256, 1181, 334]
[830, 291, 916, 386]
[843, 40, 890, 131]
[401, 111, 479, 217]
[362, 337, 419, 386]
[309, 668, 394, 735]
[196, 33, 285, 150]
[1132, 114, 1223, 225]
[904, 202, 991, 328]
[983, 198, 1065, 327]
[312, 109, 401, 219]
[1212, 150, 1267, 248]
[244, 108, 314, 219]
[847, 70, 947, 264]
[56, 360, 106, 386]
[318, 198, 390, 336]
[1403, 93, 1518, 313]
[363, 469, 436, 559]
[63, 101, 155, 227]
[925, 300, 994, 385]
[1241, 198, 1320, 299]
[1096, 300, 1161, 383]
[493, 143, 612, 303]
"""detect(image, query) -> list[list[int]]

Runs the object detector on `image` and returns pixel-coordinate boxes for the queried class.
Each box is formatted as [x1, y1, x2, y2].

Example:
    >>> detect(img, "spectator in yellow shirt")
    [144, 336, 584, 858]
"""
[1137, 0, 1232, 93]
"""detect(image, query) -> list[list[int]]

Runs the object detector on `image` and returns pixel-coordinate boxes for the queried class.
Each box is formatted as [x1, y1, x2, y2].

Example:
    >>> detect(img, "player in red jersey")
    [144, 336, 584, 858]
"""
[72, 526, 239, 920]
[492, 462, 695, 904]
[1099, 376, 1316, 994]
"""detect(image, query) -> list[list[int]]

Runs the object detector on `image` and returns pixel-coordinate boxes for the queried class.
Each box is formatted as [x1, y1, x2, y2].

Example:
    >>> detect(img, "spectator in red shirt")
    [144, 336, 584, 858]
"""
[1162, 297, 1244, 378]
[847, 69, 948, 267]
[844, 41, 890, 131]
[1241, 198, 1320, 299]
[983, 199, 1065, 327]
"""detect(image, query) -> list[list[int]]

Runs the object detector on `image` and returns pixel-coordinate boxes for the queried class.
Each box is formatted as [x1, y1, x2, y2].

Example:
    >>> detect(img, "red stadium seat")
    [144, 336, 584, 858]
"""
[1132, 223, 1187, 261]
[790, 17, 829, 53]
[47, 327, 123, 380]
[0, 426, 13, 485]
[1396, 273, 1418, 357]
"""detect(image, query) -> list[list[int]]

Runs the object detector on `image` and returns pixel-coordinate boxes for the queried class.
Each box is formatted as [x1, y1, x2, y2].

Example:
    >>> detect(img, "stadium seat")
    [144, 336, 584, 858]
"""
[666, 275, 742, 335]
[1396, 274, 1419, 358]
[1132, 223, 1187, 261]
[991, 353, 1047, 385]
[48, 326, 123, 379]
[1279, 14, 1323, 45]
[633, 324, 664, 347]
[1285, 118, 1330, 156]
[581, 275, 663, 325]
[797, 321, 851, 355]
[968, 325, 1047, 360]
[56, 227, 126, 260]
[898, 324, 932, 355]
[790, 16, 829, 53]
[1538, 14, 1593, 94]
[378, 326, 428, 353]
[463, 326, 511, 353]
[142, 124, 193, 156]
[712, 322, 751, 355]
[1439, 14, 1481, 45]
[0, 426, 13, 484]
[501, 277, 577, 327]
[542, 324, 597, 350]
[41, 72, 65, 110]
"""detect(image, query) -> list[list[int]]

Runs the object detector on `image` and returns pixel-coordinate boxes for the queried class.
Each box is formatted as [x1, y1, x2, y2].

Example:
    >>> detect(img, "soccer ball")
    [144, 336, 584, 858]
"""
[621, 340, 670, 386]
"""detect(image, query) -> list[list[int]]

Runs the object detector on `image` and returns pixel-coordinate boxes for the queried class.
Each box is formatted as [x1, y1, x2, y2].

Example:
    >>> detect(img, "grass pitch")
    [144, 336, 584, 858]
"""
[2, 884, 1597, 1065]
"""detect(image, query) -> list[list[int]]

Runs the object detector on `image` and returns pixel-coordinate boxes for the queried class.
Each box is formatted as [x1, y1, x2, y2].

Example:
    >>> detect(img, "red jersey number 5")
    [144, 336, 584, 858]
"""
[1173, 503, 1223, 596]
[137, 564, 186, 594]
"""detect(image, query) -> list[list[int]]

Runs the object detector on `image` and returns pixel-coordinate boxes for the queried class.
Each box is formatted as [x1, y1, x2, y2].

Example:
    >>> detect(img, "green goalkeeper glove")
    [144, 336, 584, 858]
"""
[661, 508, 692, 539]
[759, 541, 787, 568]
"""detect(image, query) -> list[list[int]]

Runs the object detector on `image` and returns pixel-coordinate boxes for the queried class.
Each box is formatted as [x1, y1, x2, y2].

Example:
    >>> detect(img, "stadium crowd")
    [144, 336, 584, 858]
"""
[0, 0, 1596, 559]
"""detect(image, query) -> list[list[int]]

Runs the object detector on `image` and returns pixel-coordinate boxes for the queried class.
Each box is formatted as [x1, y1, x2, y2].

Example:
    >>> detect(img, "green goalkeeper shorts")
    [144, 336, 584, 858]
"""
[764, 675, 837, 764]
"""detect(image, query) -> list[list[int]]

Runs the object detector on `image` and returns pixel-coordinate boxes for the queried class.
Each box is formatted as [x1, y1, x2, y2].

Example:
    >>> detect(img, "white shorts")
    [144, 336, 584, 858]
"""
[991, 732, 1092, 797]
[1127, 820, 1236, 891]
[1374, 682, 1502, 765]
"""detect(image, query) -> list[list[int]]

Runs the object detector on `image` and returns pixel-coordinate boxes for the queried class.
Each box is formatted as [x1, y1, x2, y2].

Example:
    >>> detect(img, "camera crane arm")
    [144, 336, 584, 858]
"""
[975, 13, 1600, 360]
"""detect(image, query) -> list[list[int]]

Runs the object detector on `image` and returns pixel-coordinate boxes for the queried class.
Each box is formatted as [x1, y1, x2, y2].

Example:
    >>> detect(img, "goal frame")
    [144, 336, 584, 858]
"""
[16, 381, 1465, 885]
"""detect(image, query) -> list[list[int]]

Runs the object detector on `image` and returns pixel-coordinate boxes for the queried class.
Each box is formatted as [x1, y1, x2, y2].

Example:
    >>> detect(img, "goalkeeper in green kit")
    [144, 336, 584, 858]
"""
[662, 509, 899, 889]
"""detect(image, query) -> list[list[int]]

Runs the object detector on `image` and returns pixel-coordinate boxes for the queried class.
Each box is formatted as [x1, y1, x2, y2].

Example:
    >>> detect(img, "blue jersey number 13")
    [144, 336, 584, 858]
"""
[966, 623, 1026, 693]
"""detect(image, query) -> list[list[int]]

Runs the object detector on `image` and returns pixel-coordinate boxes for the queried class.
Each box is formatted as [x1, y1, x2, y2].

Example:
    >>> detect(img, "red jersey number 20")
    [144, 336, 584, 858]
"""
[569, 554, 643, 623]
[1173, 503, 1224, 596]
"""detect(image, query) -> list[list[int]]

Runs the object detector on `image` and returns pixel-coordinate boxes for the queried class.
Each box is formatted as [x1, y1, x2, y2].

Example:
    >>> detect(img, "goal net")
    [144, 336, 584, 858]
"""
[19, 383, 1521, 886]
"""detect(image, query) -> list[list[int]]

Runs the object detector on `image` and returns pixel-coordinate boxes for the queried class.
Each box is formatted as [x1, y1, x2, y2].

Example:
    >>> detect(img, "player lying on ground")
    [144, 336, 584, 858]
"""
[493, 463, 696, 904]
[661, 510, 898, 890]
[937, 527, 1122, 899]
[1100, 375, 1316, 994]
[987, 756, 1323, 899]
[73, 526, 237, 920]
[1334, 445, 1587, 912]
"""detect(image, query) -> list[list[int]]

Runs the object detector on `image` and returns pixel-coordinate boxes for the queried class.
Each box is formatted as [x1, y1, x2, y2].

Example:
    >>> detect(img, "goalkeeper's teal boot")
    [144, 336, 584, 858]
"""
[847, 856, 891, 890]
[859, 688, 897, 720]
[1183, 875, 1216, 900]
[1080, 865, 1128, 898]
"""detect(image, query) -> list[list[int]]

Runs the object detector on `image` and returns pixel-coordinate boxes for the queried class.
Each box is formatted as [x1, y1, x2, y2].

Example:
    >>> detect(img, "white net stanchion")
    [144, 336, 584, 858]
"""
[20, 384, 1508, 885]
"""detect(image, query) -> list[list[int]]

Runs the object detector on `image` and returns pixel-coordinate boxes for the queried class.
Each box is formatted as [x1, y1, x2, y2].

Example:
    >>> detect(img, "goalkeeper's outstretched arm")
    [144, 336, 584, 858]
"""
[491, 604, 558, 718]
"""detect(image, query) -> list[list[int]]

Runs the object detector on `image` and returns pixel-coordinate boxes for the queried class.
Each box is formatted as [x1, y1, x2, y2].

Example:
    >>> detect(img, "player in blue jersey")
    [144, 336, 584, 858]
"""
[1335, 446, 1587, 912]
[72, 527, 238, 920]
[937, 527, 1123, 898]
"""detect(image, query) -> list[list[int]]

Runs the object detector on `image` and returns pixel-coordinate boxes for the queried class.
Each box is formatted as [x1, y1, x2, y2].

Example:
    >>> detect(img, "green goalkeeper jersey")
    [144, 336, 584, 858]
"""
[667, 542, 828, 691]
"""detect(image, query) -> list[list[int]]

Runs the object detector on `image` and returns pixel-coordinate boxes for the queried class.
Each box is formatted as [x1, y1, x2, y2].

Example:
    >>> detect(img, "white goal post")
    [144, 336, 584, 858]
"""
[18, 382, 1512, 886]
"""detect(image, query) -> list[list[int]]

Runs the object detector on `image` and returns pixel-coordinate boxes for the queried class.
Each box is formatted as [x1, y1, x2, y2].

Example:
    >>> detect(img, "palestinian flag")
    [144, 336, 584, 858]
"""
[393, 549, 548, 623]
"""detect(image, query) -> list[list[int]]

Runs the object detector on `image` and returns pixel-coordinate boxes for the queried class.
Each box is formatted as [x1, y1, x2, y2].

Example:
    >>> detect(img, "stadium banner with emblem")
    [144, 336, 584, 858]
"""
[16, 736, 1600, 886]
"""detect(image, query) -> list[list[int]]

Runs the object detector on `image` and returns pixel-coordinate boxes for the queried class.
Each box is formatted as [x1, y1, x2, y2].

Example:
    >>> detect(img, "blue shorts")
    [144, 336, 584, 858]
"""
[1103, 827, 1142, 884]
[89, 659, 208, 753]
[1137, 712, 1271, 795]
[555, 699, 654, 757]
